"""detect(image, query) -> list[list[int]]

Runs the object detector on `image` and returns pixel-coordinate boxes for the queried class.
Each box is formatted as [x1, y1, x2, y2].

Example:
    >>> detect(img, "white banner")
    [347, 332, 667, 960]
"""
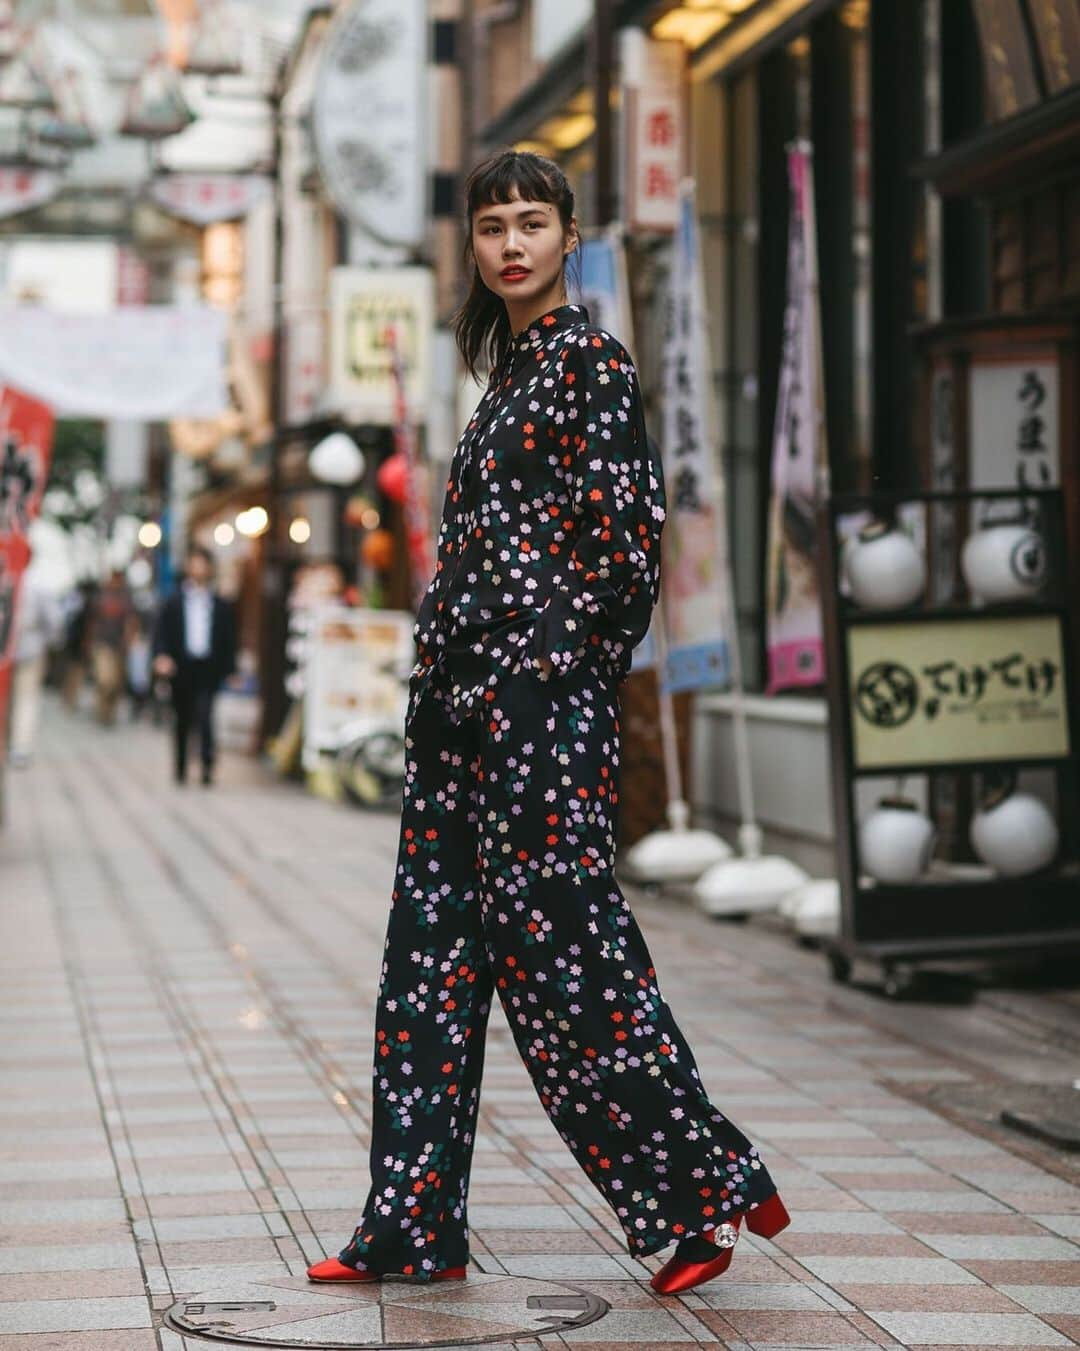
[313, 0, 427, 248]
[329, 266, 433, 426]
[0, 305, 228, 420]
[765, 141, 828, 693]
[660, 180, 731, 692]
[149, 174, 270, 227]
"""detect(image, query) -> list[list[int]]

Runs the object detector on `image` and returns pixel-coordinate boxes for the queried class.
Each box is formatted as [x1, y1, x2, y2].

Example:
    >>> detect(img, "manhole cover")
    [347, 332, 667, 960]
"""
[164, 1271, 610, 1348]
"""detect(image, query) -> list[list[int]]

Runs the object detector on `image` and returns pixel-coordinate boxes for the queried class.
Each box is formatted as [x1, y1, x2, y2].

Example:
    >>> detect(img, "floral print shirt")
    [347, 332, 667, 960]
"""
[412, 304, 666, 709]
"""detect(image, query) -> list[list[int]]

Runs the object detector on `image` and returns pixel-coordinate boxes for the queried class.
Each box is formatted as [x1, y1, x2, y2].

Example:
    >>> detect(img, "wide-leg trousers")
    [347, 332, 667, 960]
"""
[338, 650, 777, 1280]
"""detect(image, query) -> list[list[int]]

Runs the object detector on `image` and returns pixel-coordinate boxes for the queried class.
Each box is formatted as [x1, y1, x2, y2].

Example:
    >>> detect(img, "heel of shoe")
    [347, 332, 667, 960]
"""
[434, 1265, 468, 1281]
[745, 1193, 790, 1239]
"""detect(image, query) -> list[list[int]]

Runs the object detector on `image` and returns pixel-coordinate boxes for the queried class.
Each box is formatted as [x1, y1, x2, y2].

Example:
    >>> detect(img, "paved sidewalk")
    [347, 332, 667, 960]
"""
[1, 702, 1078, 1351]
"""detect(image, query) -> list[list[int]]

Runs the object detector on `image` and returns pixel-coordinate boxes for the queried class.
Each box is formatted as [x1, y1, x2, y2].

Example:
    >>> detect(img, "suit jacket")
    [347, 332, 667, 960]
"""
[410, 301, 666, 706]
[153, 588, 237, 688]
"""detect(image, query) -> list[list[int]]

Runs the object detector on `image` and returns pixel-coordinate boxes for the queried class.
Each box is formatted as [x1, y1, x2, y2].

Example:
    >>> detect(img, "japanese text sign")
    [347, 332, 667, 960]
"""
[848, 614, 1071, 770]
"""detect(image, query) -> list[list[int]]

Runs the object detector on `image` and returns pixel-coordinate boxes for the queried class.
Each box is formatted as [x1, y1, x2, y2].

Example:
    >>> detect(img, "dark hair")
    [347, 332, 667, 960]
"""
[186, 543, 214, 569]
[453, 150, 581, 382]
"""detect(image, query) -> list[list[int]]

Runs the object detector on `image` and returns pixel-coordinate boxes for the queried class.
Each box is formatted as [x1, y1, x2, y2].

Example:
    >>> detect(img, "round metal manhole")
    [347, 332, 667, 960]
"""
[163, 1271, 610, 1348]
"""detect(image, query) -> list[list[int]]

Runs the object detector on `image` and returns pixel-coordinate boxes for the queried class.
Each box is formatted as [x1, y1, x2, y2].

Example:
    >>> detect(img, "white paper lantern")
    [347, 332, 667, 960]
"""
[962, 522, 1047, 604]
[309, 432, 366, 486]
[845, 521, 925, 611]
[859, 798, 936, 884]
[971, 787, 1058, 878]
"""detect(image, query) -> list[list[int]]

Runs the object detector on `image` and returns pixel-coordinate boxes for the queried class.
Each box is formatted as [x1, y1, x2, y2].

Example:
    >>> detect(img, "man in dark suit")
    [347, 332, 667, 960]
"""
[152, 544, 237, 785]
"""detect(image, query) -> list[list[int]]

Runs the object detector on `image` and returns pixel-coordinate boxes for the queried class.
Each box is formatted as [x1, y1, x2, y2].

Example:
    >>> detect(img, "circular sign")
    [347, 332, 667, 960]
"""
[164, 1271, 610, 1348]
[312, 0, 426, 248]
[854, 661, 919, 731]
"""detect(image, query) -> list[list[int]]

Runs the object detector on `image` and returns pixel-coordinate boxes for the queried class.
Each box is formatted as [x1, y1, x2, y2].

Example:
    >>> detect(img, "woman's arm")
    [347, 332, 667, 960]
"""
[532, 332, 666, 674]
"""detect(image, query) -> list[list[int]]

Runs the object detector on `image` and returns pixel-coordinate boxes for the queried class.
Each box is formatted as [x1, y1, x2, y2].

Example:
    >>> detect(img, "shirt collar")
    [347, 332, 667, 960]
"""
[510, 302, 590, 355]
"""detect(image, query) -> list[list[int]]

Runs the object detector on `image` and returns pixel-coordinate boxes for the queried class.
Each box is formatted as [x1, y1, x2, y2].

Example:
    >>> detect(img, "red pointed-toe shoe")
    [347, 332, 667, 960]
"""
[307, 1257, 468, 1284]
[650, 1193, 791, 1296]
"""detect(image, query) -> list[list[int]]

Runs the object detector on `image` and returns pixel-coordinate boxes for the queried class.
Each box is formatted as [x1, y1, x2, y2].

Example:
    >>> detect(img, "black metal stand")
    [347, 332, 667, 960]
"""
[819, 487, 1080, 998]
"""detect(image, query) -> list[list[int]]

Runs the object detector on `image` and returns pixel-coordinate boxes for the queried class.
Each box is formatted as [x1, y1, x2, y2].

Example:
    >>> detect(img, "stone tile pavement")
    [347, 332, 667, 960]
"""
[0, 703, 1078, 1349]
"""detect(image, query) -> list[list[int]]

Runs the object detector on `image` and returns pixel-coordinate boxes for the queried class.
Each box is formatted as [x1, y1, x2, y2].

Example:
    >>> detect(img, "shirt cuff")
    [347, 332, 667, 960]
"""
[531, 590, 594, 675]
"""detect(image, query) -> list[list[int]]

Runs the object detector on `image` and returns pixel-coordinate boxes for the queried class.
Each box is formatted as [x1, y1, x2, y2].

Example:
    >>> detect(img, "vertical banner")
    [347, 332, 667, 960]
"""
[620, 29, 688, 234]
[579, 228, 658, 670]
[660, 180, 731, 692]
[765, 141, 829, 693]
[578, 226, 634, 351]
[386, 326, 433, 610]
[0, 386, 54, 765]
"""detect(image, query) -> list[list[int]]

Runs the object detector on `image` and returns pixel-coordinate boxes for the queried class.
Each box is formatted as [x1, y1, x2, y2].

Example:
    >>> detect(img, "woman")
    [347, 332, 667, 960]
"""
[307, 150, 788, 1297]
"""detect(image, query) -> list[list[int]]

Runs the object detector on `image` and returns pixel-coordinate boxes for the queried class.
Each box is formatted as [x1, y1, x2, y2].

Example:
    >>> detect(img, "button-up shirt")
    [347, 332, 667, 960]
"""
[182, 582, 213, 660]
[411, 303, 666, 712]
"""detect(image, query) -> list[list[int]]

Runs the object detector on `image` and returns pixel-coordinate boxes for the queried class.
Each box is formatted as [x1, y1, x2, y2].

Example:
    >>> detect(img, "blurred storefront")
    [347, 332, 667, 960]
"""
[461, 0, 1080, 870]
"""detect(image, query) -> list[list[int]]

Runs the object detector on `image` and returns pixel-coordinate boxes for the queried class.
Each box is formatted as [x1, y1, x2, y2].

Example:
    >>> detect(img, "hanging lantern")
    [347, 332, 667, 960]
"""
[0, 47, 56, 111]
[376, 450, 408, 505]
[183, 0, 243, 77]
[36, 68, 96, 149]
[309, 430, 365, 485]
[360, 527, 395, 572]
[153, 0, 199, 68]
[120, 55, 195, 140]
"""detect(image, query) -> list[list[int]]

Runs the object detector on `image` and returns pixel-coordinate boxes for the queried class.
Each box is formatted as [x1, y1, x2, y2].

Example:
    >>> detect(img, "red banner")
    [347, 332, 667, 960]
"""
[0, 387, 55, 763]
[385, 325, 433, 610]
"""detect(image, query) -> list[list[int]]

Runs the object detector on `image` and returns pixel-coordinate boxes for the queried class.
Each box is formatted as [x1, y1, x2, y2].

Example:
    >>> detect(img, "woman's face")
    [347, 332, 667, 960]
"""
[471, 193, 577, 312]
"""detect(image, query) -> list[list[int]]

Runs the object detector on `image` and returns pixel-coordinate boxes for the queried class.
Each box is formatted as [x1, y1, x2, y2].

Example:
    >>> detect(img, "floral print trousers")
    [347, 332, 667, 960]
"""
[338, 651, 777, 1279]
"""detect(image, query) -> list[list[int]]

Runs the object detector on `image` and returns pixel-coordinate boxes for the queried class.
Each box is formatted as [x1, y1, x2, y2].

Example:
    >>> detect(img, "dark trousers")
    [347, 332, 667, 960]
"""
[172, 660, 218, 781]
[336, 650, 777, 1280]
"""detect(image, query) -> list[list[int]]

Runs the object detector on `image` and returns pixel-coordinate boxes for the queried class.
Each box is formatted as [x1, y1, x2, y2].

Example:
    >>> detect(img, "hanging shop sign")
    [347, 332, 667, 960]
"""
[312, 0, 426, 249]
[284, 311, 326, 427]
[765, 141, 829, 693]
[969, 357, 1060, 491]
[659, 180, 731, 692]
[620, 29, 687, 234]
[0, 169, 61, 221]
[329, 266, 433, 426]
[0, 305, 227, 421]
[847, 613, 1071, 771]
[150, 174, 270, 227]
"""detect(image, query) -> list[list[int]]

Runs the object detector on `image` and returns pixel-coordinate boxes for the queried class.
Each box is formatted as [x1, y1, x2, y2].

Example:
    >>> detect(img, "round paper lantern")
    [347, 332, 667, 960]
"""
[962, 521, 1047, 604]
[376, 451, 409, 504]
[845, 521, 925, 611]
[858, 797, 936, 884]
[309, 431, 365, 486]
[361, 528, 395, 572]
[971, 785, 1058, 878]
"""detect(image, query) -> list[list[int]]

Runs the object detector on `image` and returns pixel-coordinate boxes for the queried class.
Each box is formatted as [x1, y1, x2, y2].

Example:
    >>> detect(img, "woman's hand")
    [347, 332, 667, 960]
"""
[534, 654, 555, 679]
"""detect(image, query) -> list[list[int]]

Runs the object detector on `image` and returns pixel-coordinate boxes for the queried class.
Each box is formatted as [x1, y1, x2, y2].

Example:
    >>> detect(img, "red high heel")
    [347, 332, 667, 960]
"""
[650, 1193, 791, 1296]
[307, 1257, 468, 1283]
